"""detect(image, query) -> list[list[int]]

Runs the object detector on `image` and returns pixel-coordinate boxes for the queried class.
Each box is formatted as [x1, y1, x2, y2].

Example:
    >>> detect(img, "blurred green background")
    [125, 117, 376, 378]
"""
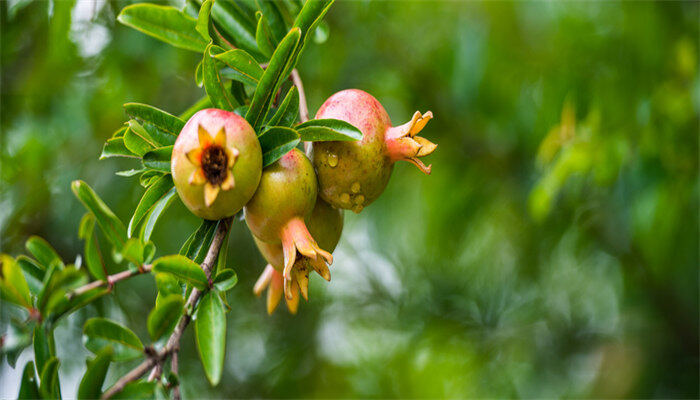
[1, 0, 698, 398]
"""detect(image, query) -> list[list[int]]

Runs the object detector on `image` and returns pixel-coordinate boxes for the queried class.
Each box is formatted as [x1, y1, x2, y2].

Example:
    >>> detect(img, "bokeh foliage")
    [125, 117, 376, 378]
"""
[1, 0, 698, 398]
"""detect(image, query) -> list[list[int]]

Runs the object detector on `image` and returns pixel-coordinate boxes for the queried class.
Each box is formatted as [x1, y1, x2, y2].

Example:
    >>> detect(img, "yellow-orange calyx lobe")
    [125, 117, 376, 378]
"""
[185, 124, 240, 206]
[385, 111, 436, 174]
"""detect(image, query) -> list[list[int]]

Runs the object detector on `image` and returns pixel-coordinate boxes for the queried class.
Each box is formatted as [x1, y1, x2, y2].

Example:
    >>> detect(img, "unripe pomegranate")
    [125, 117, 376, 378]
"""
[309, 89, 436, 213]
[253, 198, 343, 314]
[172, 109, 262, 220]
[244, 148, 333, 303]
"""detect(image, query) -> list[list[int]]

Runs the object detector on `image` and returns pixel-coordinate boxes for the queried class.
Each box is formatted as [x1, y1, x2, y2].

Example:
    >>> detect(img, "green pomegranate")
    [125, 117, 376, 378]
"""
[244, 148, 334, 310]
[171, 108, 262, 220]
[310, 89, 436, 213]
[253, 198, 343, 314]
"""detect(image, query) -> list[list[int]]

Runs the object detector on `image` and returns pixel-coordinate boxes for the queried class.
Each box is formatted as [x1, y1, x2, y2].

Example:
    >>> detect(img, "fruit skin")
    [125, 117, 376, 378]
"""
[172, 108, 261, 220]
[244, 148, 332, 284]
[244, 148, 317, 242]
[310, 89, 435, 213]
[253, 197, 343, 314]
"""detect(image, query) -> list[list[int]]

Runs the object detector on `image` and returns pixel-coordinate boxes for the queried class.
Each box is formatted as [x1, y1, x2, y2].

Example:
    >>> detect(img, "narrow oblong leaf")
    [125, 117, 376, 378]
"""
[26, 236, 63, 269]
[78, 213, 107, 281]
[147, 294, 184, 341]
[142, 146, 173, 172]
[296, 118, 363, 141]
[38, 357, 60, 400]
[258, 0, 287, 42]
[17, 255, 45, 292]
[195, 291, 226, 385]
[152, 255, 208, 289]
[18, 361, 40, 400]
[33, 325, 52, 377]
[110, 381, 155, 400]
[71, 180, 128, 249]
[124, 103, 185, 137]
[215, 49, 264, 85]
[78, 346, 113, 400]
[210, 0, 259, 56]
[117, 4, 207, 52]
[267, 86, 299, 127]
[180, 220, 218, 264]
[196, 0, 214, 41]
[0, 254, 32, 308]
[142, 187, 177, 241]
[101, 137, 138, 159]
[129, 175, 174, 237]
[124, 120, 157, 156]
[203, 44, 237, 111]
[255, 11, 276, 58]
[258, 126, 300, 167]
[83, 318, 144, 361]
[246, 27, 301, 131]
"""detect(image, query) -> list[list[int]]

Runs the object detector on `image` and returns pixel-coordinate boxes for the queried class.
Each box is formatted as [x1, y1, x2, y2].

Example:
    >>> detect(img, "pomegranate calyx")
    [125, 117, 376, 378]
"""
[185, 124, 240, 206]
[385, 111, 436, 175]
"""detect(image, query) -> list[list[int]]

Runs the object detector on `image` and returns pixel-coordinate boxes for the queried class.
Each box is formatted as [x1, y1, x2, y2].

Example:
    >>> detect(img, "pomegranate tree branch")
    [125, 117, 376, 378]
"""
[102, 218, 232, 400]
[69, 264, 153, 298]
[291, 69, 309, 123]
[171, 351, 181, 400]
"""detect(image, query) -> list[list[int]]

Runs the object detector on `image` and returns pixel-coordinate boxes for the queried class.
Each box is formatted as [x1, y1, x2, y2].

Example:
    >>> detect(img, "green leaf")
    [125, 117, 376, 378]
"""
[180, 220, 218, 263]
[38, 267, 89, 320]
[142, 146, 173, 172]
[213, 269, 238, 292]
[129, 175, 174, 237]
[147, 294, 184, 341]
[110, 381, 155, 400]
[124, 121, 157, 156]
[258, 126, 300, 167]
[210, 0, 259, 56]
[78, 213, 107, 281]
[296, 118, 363, 141]
[203, 44, 238, 111]
[246, 27, 300, 131]
[17, 255, 45, 293]
[18, 361, 40, 400]
[77, 346, 113, 400]
[121, 238, 145, 267]
[180, 96, 213, 120]
[195, 60, 204, 87]
[267, 86, 299, 127]
[33, 325, 52, 378]
[258, 0, 287, 42]
[215, 48, 264, 86]
[83, 318, 144, 362]
[72, 180, 128, 249]
[142, 187, 177, 241]
[39, 357, 61, 400]
[116, 168, 146, 177]
[152, 255, 208, 290]
[285, 0, 334, 77]
[155, 272, 181, 297]
[195, 291, 226, 385]
[117, 4, 207, 53]
[26, 236, 63, 269]
[196, 0, 214, 41]
[124, 103, 185, 137]
[0, 254, 32, 309]
[101, 137, 138, 159]
[255, 11, 276, 58]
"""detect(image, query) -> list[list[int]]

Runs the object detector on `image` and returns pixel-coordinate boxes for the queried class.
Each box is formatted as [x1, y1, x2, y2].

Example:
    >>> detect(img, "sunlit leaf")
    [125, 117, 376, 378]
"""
[152, 255, 208, 290]
[118, 4, 207, 52]
[129, 174, 174, 237]
[124, 103, 185, 137]
[215, 49, 264, 85]
[196, 0, 214, 41]
[72, 180, 128, 249]
[147, 293, 184, 341]
[25, 236, 63, 270]
[101, 137, 138, 159]
[0, 254, 32, 309]
[213, 269, 238, 292]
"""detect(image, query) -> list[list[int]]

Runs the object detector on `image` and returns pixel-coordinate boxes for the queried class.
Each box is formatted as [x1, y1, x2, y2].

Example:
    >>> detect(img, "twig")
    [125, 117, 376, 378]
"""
[101, 218, 232, 399]
[171, 351, 181, 400]
[290, 69, 309, 123]
[290, 69, 311, 153]
[69, 265, 152, 298]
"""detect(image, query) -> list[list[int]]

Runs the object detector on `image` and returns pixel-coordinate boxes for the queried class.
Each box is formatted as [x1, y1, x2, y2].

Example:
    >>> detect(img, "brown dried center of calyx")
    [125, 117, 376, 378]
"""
[201, 146, 228, 185]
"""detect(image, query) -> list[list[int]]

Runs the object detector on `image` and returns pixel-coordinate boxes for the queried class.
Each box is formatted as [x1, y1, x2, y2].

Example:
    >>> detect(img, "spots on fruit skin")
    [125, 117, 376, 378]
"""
[328, 153, 338, 167]
[351, 182, 361, 193]
[354, 195, 364, 205]
[340, 193, 350, 204]
[352, 204, 363, 214]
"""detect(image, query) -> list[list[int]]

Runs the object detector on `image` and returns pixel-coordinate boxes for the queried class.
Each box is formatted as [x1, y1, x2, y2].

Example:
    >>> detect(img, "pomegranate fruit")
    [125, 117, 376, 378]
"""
[172, 109, 262, 220]
[244, 148, 333, 300]
[252, 198, 343, 314]
[309, 89, 436, 213]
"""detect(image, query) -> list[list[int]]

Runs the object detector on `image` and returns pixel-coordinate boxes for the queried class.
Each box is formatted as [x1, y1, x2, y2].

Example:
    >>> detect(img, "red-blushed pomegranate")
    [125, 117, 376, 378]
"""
[309, 89, 436, 213]
[252, 198, 343, 314]
[244, 148, 333, 303]
[172, 109, 262, 220]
